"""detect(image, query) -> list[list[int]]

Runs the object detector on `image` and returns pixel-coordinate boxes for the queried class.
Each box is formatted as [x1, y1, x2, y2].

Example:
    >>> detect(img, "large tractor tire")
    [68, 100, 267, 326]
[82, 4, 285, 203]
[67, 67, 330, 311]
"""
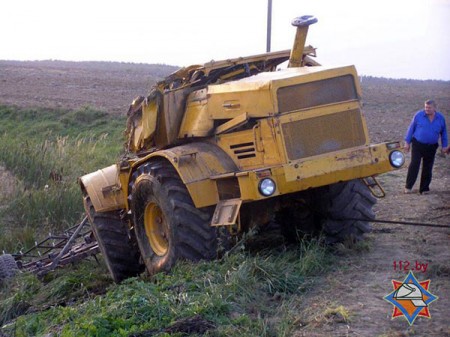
[277, 179, 375, 244]
[0, 254, 19, 281]
[130, 160, 218, 276]
[320, 179, 376, 244]
[84, 198, 144, 283]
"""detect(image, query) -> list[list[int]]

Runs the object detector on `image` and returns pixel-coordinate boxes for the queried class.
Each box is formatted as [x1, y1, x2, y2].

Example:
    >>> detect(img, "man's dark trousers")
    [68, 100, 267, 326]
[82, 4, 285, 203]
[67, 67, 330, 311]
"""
[406, 138, 438, 193]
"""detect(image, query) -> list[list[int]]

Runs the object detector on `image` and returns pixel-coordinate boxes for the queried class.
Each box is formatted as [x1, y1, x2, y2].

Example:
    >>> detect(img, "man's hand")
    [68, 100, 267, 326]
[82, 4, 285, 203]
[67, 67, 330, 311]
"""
[404, 142, 410, 152]
[442, 146, 450, 155]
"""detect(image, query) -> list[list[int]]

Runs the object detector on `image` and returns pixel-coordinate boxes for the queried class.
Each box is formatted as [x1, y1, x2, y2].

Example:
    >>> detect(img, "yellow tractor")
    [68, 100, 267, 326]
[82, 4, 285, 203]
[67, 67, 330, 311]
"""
[79, 16, 405, 282]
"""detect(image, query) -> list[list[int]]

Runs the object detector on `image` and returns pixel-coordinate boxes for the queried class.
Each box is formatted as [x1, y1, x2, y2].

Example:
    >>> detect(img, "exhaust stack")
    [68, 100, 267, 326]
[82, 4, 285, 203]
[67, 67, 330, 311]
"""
[288, 15, 318, 68]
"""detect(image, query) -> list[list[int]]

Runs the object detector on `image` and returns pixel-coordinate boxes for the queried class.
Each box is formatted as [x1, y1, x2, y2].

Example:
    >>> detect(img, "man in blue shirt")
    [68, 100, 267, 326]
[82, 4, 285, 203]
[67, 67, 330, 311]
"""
[404, 99, 448, 194]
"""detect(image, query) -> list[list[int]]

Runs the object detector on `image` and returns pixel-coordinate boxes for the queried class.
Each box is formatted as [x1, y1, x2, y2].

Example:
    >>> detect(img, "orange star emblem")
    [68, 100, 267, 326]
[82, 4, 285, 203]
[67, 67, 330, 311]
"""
[384, 271, 438, 325]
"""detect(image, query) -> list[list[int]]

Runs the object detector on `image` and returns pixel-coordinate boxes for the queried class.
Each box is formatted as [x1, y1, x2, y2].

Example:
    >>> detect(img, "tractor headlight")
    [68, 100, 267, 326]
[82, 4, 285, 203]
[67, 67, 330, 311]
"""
[389, 150, 405, 168]
[258, 178, 276, 196]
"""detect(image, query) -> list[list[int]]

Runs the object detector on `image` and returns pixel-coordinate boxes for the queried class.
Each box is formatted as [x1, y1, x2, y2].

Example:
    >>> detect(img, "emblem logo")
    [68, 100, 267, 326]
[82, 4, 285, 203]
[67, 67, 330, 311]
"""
[384, 271, 438, 325]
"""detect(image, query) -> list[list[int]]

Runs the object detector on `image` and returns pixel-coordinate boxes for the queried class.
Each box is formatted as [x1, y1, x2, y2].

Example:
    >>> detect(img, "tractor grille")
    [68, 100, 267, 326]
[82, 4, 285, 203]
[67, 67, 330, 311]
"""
[230, 142, 256, 159]
[277, 75, 357, 112]
[281, 109, 366, 160]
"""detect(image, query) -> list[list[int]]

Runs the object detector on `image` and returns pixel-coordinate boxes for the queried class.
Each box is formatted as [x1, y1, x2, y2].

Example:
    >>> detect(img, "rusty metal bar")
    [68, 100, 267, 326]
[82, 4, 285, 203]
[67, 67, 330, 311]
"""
[47, 216, 89, 271]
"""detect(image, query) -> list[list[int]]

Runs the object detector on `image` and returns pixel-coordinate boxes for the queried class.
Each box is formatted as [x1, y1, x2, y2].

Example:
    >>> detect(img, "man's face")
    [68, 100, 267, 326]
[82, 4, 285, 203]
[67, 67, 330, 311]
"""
[424, 103, 435, 115]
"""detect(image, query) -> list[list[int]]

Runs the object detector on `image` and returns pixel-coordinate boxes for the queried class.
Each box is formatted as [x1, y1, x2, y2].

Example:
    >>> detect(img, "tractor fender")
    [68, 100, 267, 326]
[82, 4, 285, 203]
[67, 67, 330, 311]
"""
[79, 164, 125, 213]
[133, 142, 238, 208]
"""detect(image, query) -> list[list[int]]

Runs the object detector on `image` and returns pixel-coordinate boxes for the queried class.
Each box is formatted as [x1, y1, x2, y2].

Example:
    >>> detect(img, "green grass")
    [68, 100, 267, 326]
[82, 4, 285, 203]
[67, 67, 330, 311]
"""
[0, 105, 125, 251]
[0, 105, 125, 139]
[1, 240, 332, 337]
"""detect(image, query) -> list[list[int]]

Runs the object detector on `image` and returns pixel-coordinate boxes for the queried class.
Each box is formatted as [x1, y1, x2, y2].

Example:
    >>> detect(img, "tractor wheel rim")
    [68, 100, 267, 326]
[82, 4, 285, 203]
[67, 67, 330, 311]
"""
[144, 202, 168, 256]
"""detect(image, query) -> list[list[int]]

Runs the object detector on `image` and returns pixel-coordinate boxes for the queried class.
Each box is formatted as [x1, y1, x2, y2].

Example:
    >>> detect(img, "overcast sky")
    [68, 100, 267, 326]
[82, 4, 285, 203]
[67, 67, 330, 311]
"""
[1, 0, 449, 81]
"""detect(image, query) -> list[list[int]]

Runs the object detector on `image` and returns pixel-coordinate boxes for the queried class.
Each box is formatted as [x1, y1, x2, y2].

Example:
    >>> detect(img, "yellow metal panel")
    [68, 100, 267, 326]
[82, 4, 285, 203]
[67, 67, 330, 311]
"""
[156, 89, 189, 147]
[126, 93, 160, 153]
[257, 118, 285, 165]
[216, 118, 284, 170]
[171, 147, 232, 183]
[236, 172, 261, 201]
[185, 179, 220, 208]
[216, 128, 263, 170]
[279, 144, 398, 190]
[79, 164, 125, 213]
[215, 112, 248, 135]
[141, 97, 158, 141]
[211, 199, 242, 226]
[207, 82, 274, 119]
[132, 125, 143, 150]
[178, 89, 213, 137]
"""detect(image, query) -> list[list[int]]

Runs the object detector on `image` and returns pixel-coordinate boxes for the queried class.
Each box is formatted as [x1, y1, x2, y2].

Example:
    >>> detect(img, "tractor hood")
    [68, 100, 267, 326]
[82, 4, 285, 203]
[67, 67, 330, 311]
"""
[205, 65, 361, 119]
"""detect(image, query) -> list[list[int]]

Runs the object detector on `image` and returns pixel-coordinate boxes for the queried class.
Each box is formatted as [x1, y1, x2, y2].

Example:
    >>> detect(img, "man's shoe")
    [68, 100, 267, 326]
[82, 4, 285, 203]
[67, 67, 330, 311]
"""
[420, 190, 430, 195]
[404, 188, 413, 194]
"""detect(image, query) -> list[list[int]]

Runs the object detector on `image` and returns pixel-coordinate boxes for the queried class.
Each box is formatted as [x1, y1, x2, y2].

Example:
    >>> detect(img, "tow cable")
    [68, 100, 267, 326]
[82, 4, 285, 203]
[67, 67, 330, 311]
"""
[340, 217, 450, 229]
